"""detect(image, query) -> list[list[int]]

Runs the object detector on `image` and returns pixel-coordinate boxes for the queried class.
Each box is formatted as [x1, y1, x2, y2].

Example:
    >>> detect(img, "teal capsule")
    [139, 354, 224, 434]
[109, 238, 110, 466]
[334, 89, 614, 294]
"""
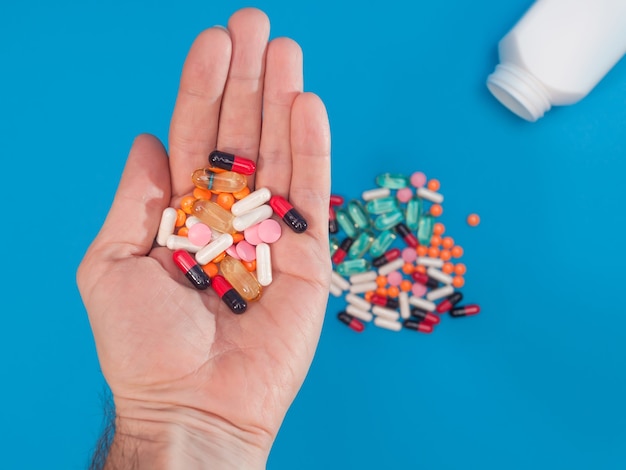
[375, 173, 410, 189]
[348, 231, 375, 259]
[336, 258, 370, 276]
[405, 197, 423, 231]
[368, 230, 397, 258]
[347, 199, 371, 230]
[335, 208, 358, 238]
[374, 210, 404, 231]
[329, 237, 340, 257]
[417, 213, 435, 245]
[366, 196, 399, 215]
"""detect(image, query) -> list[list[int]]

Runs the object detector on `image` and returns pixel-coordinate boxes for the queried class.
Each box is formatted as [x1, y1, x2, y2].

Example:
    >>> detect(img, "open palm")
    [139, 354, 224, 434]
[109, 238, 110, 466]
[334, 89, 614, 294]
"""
[77, 8, 331, 462]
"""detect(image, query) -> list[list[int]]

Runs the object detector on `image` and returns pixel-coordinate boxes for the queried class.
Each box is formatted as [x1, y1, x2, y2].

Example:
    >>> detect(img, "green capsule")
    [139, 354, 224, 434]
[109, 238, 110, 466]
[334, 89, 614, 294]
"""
[375, 173, 409, 189]
[329, 237, 340, 257]
[417, 213, 435, 245]
[347, 199, 371, 230]
[366, 196, 399, 215]
[335, 208, 358, 238]
[336, 258, 370, 276]
[368, 230, 397, 258]
[405, 197, 423, 231]
[348, 231, 375, 259]
[374, 210, 404, 231]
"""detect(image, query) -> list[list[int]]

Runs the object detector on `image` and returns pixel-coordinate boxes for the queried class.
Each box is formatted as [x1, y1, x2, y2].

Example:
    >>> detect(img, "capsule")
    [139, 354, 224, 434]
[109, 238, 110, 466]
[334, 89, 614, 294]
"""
[329, 194, 345, 206]
[370, 294, 399, 309]
[230, 187, 271, 216]
[208, 150, 256, 175]
[372, 247, 401, 267]
[450, 304, 481, 318]
[336, 258, 370, 277]
[172, 249, 211, 290]
[417, 213, 435, 245]
[348, 231, 374, 259]
[332, 237, 354, 264]
[435, 292, 464, 313]
[219, 255, 262, 301]
[411, 271, 439, 289]
[410, 307, 440, 325]
[374, 210, 404, 231]
[191, 168, 248, 193]
[335, 208, 358, 237]
[375, 172, 409, 189]
[347, 199, 371, 230]
[255, 243, 272, 287]
[156, 207, 178, 246]
[211, 274, 247, 314]
[405, 197, 422, 231]
[192, 199, 235, 234]
[394, 222, 419, 248]
[269, 195, 308, 233]
[366, 196, 399, 215]
[368, 230, 397, 258]
[403, 319, 434, 333]
[329, 206, 339, 234]
[337, 312, 365, 332]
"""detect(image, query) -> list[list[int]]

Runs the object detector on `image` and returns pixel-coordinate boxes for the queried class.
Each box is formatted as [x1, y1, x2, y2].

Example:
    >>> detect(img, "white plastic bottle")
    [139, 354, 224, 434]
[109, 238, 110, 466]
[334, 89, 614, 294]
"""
[486, 0, 626, 122]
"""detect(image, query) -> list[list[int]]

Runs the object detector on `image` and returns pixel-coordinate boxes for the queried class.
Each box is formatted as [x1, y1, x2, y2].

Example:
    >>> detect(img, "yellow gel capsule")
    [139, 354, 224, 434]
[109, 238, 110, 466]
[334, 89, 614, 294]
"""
[219, 255, 262, 302]
[191, 168, 248, 193]
[192, 199, 235, 234]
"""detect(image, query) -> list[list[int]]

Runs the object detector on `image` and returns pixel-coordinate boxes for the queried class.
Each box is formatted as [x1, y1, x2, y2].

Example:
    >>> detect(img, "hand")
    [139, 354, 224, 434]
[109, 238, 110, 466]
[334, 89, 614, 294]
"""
[77, 8, 331, 468]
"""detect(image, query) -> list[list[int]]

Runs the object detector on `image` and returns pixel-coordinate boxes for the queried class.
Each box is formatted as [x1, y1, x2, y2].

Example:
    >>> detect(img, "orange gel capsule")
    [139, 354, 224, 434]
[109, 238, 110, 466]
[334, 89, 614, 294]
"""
[192, 199, 235, 234]
[191, 168, 248, 193]
[220, 255, 262, 301]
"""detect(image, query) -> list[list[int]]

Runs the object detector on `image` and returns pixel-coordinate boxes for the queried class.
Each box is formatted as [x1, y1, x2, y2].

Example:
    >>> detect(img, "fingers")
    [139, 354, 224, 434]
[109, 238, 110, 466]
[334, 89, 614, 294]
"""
[168, 26, 232, 198]
[255, 37, 303, 195]
[289, 93, 331, 239]
[216, 8, 270, 163]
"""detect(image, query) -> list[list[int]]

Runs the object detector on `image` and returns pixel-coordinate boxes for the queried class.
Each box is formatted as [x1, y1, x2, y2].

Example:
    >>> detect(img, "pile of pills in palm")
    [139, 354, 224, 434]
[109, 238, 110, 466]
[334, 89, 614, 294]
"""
[329, 171, 480, 333]
[156, 150, 308, 314]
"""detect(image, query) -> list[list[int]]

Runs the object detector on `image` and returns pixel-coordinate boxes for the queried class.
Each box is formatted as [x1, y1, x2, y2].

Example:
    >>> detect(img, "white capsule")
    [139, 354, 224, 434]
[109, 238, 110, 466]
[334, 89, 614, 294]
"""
[361, 187, 391, 201]
[330, 283, 343, 297]
[349, 281, 378, 294]
[255, 243, 273, 287]
[346, 304, 373, 322]
[416, 187, 444, 204]
[372, 305, 400, 321]
[195, 233, 234, 265]
[232, 204, 273, 232]
[331, 271, 351, 291]
[377, 257, 405, 276]
[416, 256, 444, 268]
[408, 296, 436, 312]
[345, 293, 372, 311]
[426, 285, 455, 301]
[398, 291, 411, 320]
[373, 316, 402, 331]
[230, 187, 272, 216]
[427, 267, 453, 285]
[349, 270, 377, 284]
[156, 207, 178, 246]
[166, 235, 203, 253]
[185, 216, 202, 229]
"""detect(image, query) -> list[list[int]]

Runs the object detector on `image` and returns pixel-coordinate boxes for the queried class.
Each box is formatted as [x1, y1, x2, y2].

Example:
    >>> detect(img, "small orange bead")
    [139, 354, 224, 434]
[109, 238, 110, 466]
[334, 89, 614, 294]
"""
[180, 195, 197, 215]
[433, 222, 445, 236]
[430, 235, 442, 247]
[364, 291, 374, 302]
[175, 209, 187, 227]
[217, 192, 235, 210]
[242, 260, 256, 272]
[441, 236, 454, 249]
[429, 204, 443, 217]
[427, 179, 440, 191]
[439, 249, 451, 261]
[415, 265, 427, 274]
[454, 263, 467, 276]
[402, 263, 415, 275]
[427, 246, 440, 258]
[177, 226, 189, 237]
[232, 232, 245, 244]
[376, 275, 388, 287]
[376, 287, 388, 297]
[193, 187, 213, 200]
[442, 262, 454, 274]
[212, 252, 226, 264]
[400, 279, 413, 292]
[416, 245, 428, 256]
[233, 186, 251, 200]
[451, 245, 464, 258]
[467, 213, 480, 227]
[387, 286, 400, 298]
[452, 276, 465, 288]
[201, 262, 219, 278]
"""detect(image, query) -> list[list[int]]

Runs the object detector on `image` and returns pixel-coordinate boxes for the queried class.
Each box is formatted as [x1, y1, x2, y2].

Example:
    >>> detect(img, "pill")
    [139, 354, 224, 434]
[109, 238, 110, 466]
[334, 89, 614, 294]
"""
[336, 258, 370, 276]
[416, 256, 444, 268]
[349, 281, 378, 294]
[394, 222, 418, 248]
[156, 207, 178, 246]
[167, 235, 203, 253]
[330, 194, 345, 206]
[345, 293, 372, 311]
[403, 319, 434, 333]
[330, 283, 343, 297]
[230, 187, 271, 216]
[401, 247, 417, 263]
[373, 316, 402, 331]
[362, 187, 391, 201]
[220, 255, 262, 301]
[195, 233, 234, 265]
[211, 274, 247, 314]
[192, 199, 235, 234]
[372, 248, 401, 267]
[377, 258, 405, 276]
[426, 285, 455, 301]
[396, 187, 413, 203]
[436, 292, 464, 313]
[331, 271, 351, 291]
[332, 237, 354, 264]
[408, 296, 436, 312]
[411, 282, 427, 297]
[255, 243, 272, 287]
[349, 271, 378, 284]
[427, 267, 453, 285]
[467, 213, 480, 226]
[372, 306, 400, 321]
[346, 304, 374, 322]
[235, 240, 257, 262]
[185, 216, 202, 228]
[410, 171, 427, 188]
[208, 150, 256, 175]
[232, 204, 273, 232]
[192, 168, 248, 193]
[450, 304, 481, 318]
[187, 223, 213, 246]
[411, 271, 439, 288]
[269, 195, 308, 233]
[329, 206, 339, 234]
[410, 307, 440, 325]
[370, 294, 399, 309]
[172, 249, 211, 290]
[337, 312, 365, 332]
[257, 218, 282, 244]
[416, 187, 444, 204]
[386, 271, 404, 286]
[398, 291, 411, 319]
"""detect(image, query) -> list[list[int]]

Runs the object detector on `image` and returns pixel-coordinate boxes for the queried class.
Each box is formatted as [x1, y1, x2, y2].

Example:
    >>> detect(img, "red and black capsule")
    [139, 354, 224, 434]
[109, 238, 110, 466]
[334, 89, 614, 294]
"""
[329, 206, 339, 234]
[403, 319, 434, 333]
[172, 249, 211, 290]
[372, 248, 401, 268]
[436, 292, 464, 313]
[394, 222, 419, 248]
[370, 294, 399, 309]
[269, 195, 308, 233]
[337, 311, 365, 333]
[450, 304, 481, 318]
[211, 275, 247, 314]
[410, 307, 440, 325]
[208, 150, 256, 175]
[411, 271, 439, 289]
[331, 237, 354, 264]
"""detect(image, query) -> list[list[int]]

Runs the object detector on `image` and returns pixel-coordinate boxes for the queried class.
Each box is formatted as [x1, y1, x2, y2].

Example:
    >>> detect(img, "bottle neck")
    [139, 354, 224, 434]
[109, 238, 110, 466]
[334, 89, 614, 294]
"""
[486, 63, 552, 122]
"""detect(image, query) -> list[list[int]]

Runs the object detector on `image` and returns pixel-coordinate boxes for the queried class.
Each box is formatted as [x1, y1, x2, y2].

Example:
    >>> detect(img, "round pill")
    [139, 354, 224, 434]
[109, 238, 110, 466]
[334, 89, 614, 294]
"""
[258, 218, 282, 243]
[410, 171, 427, 188]
[401, 247, 417, 263]
[467, 213, 480, 226]
[386, 271, 404, 286]
[187, 223, 212, 246]
[244, 224, 263, 245]
[396, 187, 413, 203]
[225, 245, 241, 260]
[235, 240, 257, 262]
[411, 282, 427, 297]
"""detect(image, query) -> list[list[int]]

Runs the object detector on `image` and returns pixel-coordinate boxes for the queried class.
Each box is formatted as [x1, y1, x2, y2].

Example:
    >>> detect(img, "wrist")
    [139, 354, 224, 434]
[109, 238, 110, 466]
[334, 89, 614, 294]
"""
[105, 397, 272, 469]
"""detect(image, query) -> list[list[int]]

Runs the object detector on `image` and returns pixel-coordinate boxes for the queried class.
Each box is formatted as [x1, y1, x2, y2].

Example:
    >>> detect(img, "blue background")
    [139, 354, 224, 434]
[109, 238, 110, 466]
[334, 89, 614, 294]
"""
[1, 0, 625, 468]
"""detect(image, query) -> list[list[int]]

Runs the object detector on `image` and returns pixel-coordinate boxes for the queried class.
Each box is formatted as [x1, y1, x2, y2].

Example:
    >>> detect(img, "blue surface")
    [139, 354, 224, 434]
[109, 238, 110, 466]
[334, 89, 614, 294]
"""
[1, 0, 625, 468]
